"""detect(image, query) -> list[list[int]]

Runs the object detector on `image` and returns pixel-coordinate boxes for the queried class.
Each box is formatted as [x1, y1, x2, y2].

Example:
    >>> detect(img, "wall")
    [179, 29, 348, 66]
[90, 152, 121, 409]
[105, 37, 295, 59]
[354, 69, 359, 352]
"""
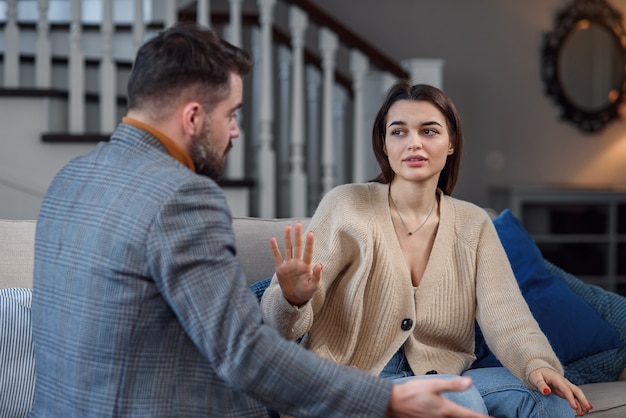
[314, 0, 626, 207]
[3, 0, 626, 218]
[0, 96, 97, 219]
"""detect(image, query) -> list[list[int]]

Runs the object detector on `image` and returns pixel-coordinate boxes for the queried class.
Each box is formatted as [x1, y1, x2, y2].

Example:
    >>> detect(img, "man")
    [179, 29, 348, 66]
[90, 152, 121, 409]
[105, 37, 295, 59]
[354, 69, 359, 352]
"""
[29, 23, 488, 417]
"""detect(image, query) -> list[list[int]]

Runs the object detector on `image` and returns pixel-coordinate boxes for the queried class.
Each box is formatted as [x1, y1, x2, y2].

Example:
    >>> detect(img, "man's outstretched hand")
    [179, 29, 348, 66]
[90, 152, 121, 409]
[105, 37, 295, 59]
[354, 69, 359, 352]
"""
[387, 377, 492, 418]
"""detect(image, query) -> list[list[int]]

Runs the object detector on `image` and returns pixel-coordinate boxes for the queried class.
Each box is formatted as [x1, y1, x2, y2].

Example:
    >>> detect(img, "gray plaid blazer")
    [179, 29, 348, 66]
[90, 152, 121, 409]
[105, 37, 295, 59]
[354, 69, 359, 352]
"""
[29, 123, 391, 417]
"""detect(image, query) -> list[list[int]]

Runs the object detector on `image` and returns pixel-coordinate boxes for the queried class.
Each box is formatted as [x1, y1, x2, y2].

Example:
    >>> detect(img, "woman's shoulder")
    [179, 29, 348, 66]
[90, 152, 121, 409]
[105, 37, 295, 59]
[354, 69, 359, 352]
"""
[313, 183, 387, 225]
[440, 194, 494, 241]
[321, 182, 386, 206]
[442, 194, 492, 219]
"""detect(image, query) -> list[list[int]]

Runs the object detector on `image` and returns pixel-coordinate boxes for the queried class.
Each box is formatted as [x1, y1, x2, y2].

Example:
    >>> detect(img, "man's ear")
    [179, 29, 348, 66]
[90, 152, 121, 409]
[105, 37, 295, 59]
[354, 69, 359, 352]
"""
[181, 101, 203, 137]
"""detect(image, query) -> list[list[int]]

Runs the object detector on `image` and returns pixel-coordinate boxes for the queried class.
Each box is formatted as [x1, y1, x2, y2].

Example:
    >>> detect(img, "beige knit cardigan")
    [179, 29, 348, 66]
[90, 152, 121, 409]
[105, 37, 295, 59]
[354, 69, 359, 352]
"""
[260, 182, 563, 385]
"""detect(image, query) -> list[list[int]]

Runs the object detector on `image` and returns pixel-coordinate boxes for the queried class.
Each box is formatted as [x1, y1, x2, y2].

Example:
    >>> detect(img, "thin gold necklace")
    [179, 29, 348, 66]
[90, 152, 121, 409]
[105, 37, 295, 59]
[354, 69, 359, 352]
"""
[389, 188, 436, 236]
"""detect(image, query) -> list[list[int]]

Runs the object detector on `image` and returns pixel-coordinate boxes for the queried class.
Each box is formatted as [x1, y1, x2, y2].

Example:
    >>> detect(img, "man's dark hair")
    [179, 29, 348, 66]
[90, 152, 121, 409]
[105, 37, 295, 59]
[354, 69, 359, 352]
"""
[126, 22, 252, 113]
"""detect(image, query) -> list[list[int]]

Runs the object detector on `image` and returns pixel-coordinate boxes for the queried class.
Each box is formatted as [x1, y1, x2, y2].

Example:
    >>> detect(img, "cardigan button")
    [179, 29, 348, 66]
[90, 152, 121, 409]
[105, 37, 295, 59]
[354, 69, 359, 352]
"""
[400, 318, 413, 331]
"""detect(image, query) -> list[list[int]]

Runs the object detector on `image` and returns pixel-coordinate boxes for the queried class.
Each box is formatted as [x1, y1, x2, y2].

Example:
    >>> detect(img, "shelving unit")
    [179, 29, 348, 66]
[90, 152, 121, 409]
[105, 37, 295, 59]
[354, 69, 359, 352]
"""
[490, 186, 626, 296]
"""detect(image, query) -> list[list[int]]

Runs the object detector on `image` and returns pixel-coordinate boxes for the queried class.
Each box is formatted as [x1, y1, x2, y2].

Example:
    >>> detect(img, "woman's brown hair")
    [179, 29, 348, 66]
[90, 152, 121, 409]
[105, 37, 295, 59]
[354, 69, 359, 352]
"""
[371, 80, 463, 195]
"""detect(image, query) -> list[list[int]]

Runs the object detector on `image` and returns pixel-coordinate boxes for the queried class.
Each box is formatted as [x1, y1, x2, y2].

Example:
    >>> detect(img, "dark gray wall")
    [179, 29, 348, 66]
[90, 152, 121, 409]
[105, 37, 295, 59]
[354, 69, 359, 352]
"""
[315, 0, 626, 207]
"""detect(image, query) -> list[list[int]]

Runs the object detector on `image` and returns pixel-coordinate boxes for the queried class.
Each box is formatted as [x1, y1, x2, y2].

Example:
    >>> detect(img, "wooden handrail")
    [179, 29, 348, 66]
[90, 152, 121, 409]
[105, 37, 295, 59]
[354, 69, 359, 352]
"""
[183, 1, 408, 82]
[199, 11, 356, 94]
[287, 0, 408, 80]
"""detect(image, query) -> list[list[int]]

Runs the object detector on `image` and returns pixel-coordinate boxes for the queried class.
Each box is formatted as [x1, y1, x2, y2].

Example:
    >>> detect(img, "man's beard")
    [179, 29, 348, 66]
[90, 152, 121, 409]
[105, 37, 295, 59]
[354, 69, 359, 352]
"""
[189, 122, 230, 180]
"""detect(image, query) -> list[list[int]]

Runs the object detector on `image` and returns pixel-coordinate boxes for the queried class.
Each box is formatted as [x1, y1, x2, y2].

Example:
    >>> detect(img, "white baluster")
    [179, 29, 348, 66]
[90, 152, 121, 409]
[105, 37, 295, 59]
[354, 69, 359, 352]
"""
[333, 86, 348, 185]
[133, 0, 145, 52]
[225, 0, 244, 183]
[277, 45, 291, 217]
[306, 66, 321, 213]
[402, 58, 445, 89]
[4, 0, 19, 87]
[69, 0, 85, 133]
[165, 0, 177, 27]
[349, 49, 369, 183]
[288, 6, 308, 217]
[256, 0, 277, 217]
[197, 0, 210, 27]
[227, 0, 243, 47]
[35, 0, 51, 88]
[319, 27, 338, 195]
[100, 0, 116, 133]
[248, 27, 262, 214]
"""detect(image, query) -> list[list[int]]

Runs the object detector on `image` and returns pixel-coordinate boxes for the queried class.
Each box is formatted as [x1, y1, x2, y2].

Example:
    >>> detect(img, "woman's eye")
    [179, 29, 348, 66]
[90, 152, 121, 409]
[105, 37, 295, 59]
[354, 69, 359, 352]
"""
[423, 128, 438, 135]
[390, 129, 404, 136]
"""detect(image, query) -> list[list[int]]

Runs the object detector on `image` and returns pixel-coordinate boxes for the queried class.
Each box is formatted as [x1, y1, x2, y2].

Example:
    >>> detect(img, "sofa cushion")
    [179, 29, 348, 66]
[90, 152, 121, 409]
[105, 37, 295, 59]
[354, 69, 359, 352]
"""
[0, 288, 35, 417]
[579, 381, 626, 417]
[0, 220, 36, 289]
[232, 217, 310, 285]
[473, 210, 624, 374]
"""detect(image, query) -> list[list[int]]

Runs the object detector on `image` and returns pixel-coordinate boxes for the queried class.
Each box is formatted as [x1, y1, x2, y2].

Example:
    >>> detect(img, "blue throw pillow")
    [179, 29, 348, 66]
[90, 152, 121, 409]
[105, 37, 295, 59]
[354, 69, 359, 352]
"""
[472, 209, 624, 369]
[545, 259, 626, 384]
[250, 277, 272, 302]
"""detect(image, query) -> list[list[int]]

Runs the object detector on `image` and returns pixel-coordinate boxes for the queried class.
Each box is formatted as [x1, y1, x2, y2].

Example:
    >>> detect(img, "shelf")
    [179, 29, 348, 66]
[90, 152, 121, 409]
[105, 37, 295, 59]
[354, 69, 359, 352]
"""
[490, 186, 626, 296]
[532, 234, 609, 243]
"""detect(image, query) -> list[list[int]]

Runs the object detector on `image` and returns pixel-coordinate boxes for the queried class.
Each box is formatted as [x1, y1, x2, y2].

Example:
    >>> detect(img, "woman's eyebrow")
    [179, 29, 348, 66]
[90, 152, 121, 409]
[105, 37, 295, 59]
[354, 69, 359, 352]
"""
[422, 121, 443, 127]
[388, 120, 443, 128]
[387, 120, 406, 128]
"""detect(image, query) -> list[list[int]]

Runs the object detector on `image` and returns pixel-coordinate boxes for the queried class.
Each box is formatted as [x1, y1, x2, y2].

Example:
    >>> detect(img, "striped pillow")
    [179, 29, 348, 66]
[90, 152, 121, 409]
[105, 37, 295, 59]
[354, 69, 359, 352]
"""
[0, 288, 35, 417]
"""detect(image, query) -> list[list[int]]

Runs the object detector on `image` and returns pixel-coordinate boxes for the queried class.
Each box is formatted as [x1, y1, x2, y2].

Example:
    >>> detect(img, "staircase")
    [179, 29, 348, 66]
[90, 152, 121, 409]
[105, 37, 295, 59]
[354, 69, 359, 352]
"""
[0, 0, 444, 219]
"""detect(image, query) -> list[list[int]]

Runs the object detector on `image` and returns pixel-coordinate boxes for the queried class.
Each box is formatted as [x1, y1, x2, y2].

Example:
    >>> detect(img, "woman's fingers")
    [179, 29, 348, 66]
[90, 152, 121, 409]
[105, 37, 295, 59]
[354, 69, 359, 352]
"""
[283, 224, 293, 260]
[270, 236, 283, 266]
[272, 222, 311, 266]
[303, 231, 315, 266]
[293, 222, 303, 259]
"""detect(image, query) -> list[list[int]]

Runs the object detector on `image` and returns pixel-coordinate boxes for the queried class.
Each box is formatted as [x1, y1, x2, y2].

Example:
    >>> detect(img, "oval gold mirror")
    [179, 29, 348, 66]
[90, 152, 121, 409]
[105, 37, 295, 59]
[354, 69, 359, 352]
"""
[541, 0, 626, 133]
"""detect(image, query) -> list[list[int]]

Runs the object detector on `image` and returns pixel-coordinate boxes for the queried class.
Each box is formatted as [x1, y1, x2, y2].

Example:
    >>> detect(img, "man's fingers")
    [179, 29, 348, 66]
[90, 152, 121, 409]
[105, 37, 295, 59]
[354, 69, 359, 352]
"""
[393, 378, 489, 418]
[432, 378, 490, 418]
[437, 376, 473, 393]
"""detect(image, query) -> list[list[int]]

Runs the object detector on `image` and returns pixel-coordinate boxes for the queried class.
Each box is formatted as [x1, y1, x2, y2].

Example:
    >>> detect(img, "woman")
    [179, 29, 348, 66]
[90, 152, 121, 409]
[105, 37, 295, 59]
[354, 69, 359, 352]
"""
[260, 80, 591, 417]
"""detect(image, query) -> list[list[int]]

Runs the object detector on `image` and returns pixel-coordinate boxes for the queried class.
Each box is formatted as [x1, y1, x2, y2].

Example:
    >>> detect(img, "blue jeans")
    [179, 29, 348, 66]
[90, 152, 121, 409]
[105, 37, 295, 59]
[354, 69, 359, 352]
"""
[381, 348, 574, 417]
[465, 367, 574, 418]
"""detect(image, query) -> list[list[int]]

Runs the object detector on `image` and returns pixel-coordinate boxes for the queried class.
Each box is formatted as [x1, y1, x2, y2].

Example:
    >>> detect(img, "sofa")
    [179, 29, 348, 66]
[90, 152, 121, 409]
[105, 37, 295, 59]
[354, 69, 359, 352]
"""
[1, 215, 626, 417]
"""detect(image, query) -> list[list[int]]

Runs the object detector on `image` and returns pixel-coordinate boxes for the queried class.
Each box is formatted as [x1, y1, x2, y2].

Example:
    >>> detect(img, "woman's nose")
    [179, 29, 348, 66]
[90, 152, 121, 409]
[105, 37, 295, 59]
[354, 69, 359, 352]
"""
[407, 134, 422, 150]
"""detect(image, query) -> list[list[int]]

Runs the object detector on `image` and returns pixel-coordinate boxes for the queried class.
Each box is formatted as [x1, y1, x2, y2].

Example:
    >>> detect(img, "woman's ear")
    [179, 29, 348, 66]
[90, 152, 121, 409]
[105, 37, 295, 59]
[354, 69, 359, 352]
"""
[447, 140, 455, 155]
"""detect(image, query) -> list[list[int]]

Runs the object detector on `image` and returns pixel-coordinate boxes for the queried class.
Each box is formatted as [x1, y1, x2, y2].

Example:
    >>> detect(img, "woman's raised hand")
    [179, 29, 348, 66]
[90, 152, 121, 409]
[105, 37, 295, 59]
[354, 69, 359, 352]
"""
[270, 221, 322, 307]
